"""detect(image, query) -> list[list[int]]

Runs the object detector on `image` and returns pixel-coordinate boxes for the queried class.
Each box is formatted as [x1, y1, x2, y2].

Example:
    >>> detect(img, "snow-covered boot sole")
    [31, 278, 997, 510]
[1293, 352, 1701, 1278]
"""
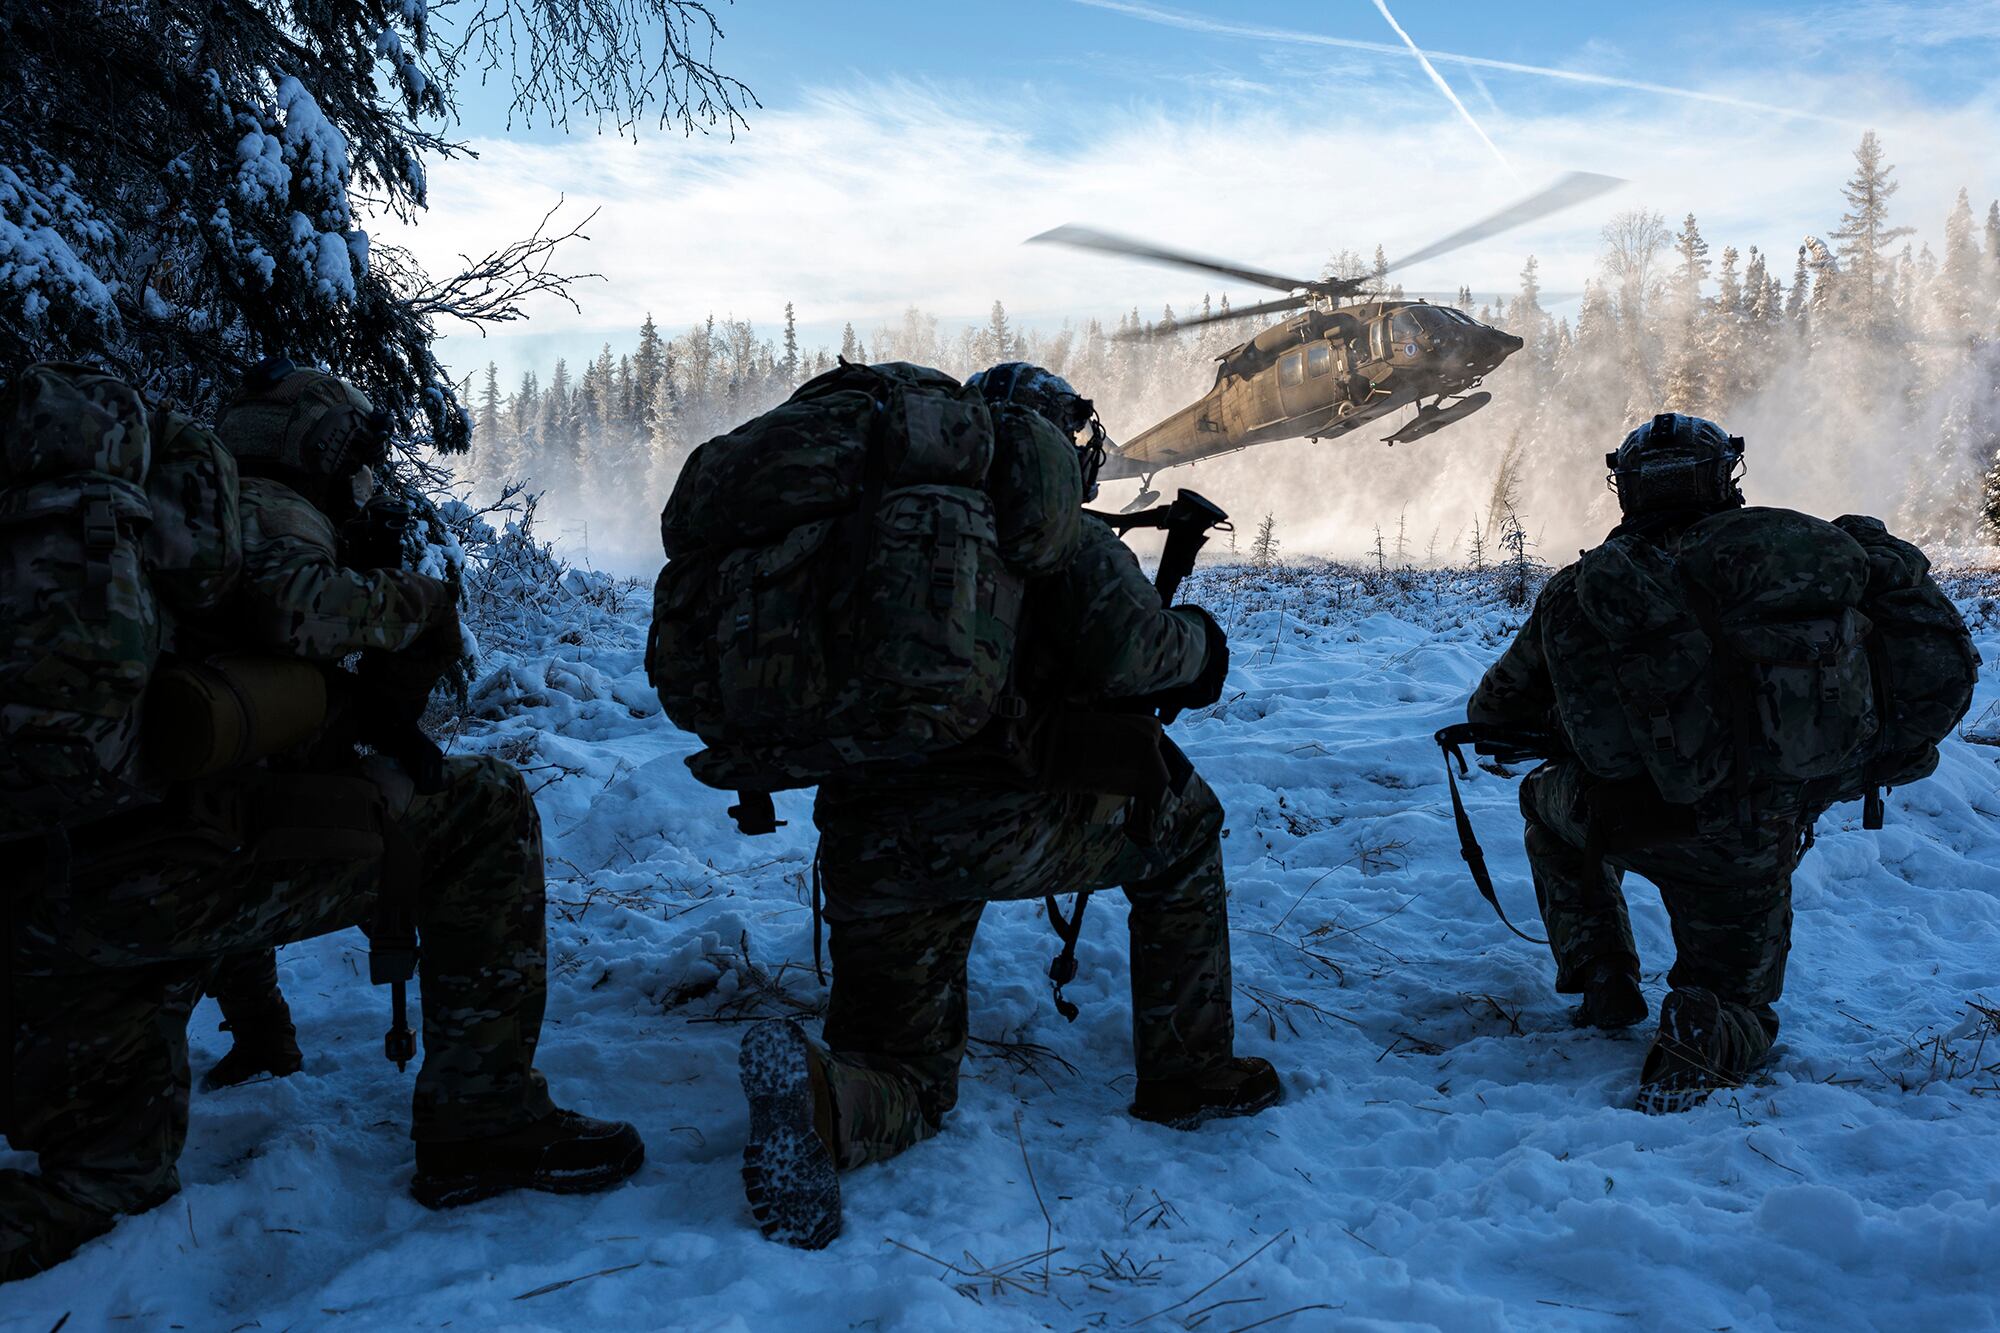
[740, 1019, 841, 1250]
[1635, 987, 1737, 1115]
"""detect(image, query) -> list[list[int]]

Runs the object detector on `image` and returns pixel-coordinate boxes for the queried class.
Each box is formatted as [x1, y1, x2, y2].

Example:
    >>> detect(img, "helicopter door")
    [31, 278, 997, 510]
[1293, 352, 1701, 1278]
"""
[1301, 340, 1339, 416]
[1275, 348, 1307, 418]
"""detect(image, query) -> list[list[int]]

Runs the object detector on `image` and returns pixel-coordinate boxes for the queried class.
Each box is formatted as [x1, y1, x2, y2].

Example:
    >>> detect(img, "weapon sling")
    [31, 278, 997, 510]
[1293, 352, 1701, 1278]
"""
[1434, 722, 1551, 946]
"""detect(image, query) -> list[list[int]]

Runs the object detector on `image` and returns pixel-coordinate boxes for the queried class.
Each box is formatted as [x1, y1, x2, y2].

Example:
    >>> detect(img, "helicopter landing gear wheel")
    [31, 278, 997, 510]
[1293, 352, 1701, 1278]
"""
[1122, 474, 1163, 514]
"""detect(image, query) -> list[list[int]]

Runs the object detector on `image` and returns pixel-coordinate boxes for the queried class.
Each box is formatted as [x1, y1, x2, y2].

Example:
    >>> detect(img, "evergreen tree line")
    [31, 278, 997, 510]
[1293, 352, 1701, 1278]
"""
[462, 132, 2000, 559]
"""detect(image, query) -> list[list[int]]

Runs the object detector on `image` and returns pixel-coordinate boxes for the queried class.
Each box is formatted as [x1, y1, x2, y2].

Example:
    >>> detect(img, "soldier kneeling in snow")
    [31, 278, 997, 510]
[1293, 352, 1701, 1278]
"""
[1466, 413, 1973, 1111]
[2, 363, 643, 1284]
[643, 357, 1277, 1251]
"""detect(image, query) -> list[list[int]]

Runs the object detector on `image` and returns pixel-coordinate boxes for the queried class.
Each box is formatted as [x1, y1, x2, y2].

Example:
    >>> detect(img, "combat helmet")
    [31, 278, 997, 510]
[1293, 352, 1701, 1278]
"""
[966, 361, 1110, 500]
[216, 358, 391, 508]
[1606, 412, 1745, 518]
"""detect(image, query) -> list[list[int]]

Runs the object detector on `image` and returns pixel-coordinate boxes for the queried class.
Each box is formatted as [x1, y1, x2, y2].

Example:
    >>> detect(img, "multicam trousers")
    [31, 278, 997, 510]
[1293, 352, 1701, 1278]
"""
[2, 756, 555, 1242]
[810, 766, 1235, 1168]
[204, 947, 291, 1035]
[1521, 759, 1802, 1068]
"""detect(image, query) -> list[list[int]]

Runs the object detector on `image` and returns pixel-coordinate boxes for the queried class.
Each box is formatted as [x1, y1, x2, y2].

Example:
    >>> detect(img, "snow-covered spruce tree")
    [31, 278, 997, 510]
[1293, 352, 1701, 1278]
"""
[1662, 213, 1712, 414]
[1499, 507, 1540, 609]
[1251, 513, 1279, 568]
[1830, 130, 1914, 343]
[0, 0, 750, 447]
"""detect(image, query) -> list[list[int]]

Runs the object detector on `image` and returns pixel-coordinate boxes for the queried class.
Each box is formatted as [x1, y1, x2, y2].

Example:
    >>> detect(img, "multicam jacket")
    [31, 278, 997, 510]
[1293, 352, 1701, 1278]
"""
[224, 477, 447, 659]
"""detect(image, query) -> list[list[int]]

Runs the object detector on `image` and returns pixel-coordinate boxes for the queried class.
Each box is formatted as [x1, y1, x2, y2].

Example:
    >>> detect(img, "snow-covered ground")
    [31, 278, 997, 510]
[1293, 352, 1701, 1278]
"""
[8, 562, 2000, 1332]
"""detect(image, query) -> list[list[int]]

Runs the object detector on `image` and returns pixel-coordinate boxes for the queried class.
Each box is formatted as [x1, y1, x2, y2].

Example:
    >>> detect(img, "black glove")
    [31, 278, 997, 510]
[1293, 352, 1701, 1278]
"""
[1123, 605, 1229, 716]
[1174, 604, 1230, 710]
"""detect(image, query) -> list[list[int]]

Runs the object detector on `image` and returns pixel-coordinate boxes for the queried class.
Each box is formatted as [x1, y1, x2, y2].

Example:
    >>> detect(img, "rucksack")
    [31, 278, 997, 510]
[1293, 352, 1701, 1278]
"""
[1, 364, 242, 837]
[1825, 514, 1978, 801]
[645, 361, 1083, 807]
[1543, 505, 1974, 824]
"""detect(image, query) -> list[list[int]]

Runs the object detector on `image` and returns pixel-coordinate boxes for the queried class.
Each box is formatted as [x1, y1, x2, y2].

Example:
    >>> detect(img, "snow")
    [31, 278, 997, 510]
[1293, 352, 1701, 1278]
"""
[276, 77, 354, 223]
[7, 563, 2000, 1331]
[233, 125, 290, 209]
[0, 159, 119, 331]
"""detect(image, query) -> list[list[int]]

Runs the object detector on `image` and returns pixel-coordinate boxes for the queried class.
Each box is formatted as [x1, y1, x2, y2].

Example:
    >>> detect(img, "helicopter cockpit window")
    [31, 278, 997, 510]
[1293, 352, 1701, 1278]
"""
[1306, 342, 1332, 378]
[1391, 310, 1422, 346]
[1279, 350, 1305, 387]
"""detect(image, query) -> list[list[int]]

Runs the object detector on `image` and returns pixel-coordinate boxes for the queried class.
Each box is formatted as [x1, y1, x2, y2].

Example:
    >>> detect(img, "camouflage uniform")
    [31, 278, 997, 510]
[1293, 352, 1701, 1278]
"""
[1470, 558, 1803, 1068]
[2, 476, 554, 1271]
[811, 517, 1231, 1165]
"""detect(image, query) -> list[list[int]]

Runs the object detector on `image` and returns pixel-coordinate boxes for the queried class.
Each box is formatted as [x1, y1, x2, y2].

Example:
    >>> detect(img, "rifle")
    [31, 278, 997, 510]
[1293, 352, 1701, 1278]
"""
[1044, 490, 1231, 1019]
[1433, 721, 1570, 945]
[339, 491, 445, 1071]
[1089, 488, 1231, 609]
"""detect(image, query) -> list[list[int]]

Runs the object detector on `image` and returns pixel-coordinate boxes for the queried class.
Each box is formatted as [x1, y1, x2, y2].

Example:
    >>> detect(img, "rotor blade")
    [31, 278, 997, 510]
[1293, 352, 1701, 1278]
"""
[1029, 224, 1317, 294]
[1113, 294, 1311, 340]
[1394, 289, 1588, 304]
[1380, 171, 1624, 279]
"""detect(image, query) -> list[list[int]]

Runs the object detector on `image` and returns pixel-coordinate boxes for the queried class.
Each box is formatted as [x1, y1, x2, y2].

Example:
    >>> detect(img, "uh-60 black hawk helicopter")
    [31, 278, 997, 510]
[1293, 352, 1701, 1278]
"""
[1031, 171, 1621, 509]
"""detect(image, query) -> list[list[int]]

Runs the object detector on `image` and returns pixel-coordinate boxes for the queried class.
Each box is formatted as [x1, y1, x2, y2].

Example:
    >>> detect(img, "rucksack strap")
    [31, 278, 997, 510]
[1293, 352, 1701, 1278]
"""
[1859, 626, 1894, 830]
[1436, 728, 1549, 946]
[810, 844, 827, 985]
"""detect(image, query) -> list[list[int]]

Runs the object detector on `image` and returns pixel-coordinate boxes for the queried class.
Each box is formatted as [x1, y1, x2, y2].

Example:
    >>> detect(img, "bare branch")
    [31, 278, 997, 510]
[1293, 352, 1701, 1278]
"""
[405, 200, 603, 332]
[439, 0, 759, 137]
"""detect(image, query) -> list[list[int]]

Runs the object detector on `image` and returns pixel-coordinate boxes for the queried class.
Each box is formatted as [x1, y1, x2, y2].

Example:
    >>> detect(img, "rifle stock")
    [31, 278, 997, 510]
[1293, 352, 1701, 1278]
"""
[1088, 489, 1231, 608]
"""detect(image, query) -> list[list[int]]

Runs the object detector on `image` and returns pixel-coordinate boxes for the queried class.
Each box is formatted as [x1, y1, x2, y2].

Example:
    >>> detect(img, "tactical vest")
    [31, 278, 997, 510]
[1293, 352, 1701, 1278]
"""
[645, 361, 1084, 800]
[1543, 506, 1974, 824]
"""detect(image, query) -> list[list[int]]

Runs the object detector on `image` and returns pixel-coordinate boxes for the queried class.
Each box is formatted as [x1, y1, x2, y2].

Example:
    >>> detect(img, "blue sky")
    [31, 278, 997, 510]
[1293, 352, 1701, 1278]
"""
[404, 0, 2000, 386]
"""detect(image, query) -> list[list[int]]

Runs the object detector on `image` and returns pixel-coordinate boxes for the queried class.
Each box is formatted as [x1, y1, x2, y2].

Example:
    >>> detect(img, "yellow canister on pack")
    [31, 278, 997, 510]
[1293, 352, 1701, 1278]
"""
[144, 655, 329, 779]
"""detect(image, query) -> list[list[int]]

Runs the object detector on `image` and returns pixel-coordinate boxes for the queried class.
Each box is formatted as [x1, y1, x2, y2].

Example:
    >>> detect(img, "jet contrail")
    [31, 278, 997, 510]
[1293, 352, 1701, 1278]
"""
[1075, 0, 1864, 128]
[1370, 0, 1519, 183]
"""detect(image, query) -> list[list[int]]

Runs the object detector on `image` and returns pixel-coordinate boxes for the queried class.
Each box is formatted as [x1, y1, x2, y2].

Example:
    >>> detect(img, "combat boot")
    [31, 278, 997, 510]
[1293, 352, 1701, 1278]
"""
[409, 1109, 645, 1209]
[201, 1013, 304, 1090]
[1635, 987, 1741, 1114]
[1130, 1057, 1282, 1129]
[1572, 957, 1647, 1031]
[739, 1018, 841, 1250]
[0, 1173, 118, 1285]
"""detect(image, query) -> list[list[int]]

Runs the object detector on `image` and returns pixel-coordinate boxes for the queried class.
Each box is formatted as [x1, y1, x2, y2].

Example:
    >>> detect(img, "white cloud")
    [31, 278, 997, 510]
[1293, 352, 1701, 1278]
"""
[389, 73, 1996, 389]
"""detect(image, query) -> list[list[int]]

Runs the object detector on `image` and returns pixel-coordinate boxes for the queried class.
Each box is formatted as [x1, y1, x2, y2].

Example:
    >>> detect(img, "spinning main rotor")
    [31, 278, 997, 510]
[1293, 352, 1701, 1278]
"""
[1029, 171, 1622, 338]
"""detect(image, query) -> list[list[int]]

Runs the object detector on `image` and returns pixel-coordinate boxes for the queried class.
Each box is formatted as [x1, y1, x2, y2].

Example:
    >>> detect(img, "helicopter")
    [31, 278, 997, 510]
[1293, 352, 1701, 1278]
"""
[1030, 172, 1622, 509]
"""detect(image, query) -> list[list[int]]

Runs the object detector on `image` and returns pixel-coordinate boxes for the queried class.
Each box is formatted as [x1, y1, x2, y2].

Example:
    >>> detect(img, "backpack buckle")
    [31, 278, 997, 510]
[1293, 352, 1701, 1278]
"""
[1647, 705, 1675, 753]
[929, 543, 959, 609]
[83, 493, 119, 554]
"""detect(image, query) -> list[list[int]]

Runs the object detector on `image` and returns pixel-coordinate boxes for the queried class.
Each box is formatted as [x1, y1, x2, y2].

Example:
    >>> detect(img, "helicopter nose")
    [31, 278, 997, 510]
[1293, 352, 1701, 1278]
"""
[1500, 331, 1525, 352]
